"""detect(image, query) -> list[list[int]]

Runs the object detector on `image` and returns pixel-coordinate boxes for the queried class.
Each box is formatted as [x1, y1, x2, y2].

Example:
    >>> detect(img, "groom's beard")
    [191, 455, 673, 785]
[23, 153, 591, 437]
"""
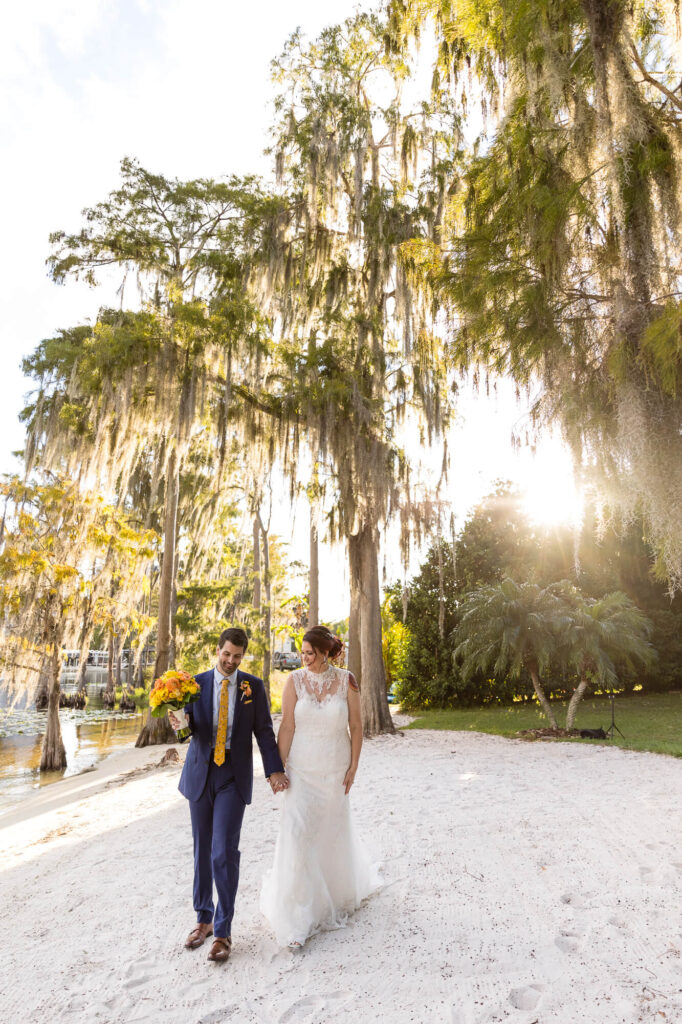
[218, 654, 242, 675]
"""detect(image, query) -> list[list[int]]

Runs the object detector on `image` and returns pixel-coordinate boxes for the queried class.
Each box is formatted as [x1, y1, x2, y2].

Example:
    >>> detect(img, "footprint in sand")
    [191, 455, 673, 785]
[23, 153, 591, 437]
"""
[122, 973, 150, 989]
[197, 1006, 240, 1023]
[279, 992, 349, 1023]
[102, 990, 130, 1010]
[279, 995, 326, 1023]
[509, 985, 544, 1011]
[121, 957, 159, 989]
[555, 930, 582, 953]
[560, 892, 586, 908]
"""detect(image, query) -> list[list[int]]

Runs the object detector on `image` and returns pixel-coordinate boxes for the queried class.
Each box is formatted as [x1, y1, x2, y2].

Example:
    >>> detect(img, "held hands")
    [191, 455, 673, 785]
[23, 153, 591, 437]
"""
[269, 772, 289, 795]
[343, 765, 357, 795]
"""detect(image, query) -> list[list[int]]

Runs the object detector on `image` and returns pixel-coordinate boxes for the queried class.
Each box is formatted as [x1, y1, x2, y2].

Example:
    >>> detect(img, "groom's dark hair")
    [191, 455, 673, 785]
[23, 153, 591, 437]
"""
[218, 627, 249, 652]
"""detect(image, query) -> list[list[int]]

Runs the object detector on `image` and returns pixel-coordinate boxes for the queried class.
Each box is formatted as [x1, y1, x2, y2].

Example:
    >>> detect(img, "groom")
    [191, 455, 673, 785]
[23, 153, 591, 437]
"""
[170, 626, 288, 963]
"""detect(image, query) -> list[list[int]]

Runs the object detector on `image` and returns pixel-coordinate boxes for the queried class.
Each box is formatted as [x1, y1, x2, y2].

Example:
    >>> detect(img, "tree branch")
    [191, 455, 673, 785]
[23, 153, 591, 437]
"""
[629, 41, 682, 113]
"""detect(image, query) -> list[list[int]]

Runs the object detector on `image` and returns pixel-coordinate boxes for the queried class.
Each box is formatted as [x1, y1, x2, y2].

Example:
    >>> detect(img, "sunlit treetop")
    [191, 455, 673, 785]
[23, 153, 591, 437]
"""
[386, 0, 682, 590]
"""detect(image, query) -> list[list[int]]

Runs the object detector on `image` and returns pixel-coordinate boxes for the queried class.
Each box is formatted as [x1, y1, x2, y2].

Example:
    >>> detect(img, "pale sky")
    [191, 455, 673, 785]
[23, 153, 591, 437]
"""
[1, 0, 579, 620]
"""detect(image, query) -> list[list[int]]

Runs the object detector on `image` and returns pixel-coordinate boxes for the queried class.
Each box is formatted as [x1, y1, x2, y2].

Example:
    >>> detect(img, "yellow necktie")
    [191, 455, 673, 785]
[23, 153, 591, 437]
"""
[214, 678, 229, 765]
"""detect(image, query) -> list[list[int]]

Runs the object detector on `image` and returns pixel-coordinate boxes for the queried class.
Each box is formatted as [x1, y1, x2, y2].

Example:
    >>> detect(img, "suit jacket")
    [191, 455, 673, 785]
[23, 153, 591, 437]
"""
[178, 668, 283, 805]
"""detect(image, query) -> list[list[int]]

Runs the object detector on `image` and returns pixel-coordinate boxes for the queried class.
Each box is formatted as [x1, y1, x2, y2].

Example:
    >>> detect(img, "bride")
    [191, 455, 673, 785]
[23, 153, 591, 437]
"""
[260, 625, 380, 948]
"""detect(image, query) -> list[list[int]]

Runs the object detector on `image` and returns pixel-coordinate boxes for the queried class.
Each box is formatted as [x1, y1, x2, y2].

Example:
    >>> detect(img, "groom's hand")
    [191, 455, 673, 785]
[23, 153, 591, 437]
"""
[268, 772, 288, 794]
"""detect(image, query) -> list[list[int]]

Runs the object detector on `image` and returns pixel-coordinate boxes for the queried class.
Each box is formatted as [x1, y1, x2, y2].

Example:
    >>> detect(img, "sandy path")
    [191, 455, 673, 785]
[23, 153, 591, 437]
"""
[1, 729, 680, 1024]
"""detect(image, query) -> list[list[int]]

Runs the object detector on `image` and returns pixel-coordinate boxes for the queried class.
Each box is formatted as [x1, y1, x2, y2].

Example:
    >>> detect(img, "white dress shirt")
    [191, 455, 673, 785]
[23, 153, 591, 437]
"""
[212, 667, 238, 750]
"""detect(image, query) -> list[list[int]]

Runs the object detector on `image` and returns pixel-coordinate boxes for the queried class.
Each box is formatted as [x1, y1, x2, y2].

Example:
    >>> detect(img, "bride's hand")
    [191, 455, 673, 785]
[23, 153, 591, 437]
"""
[343, 767, 356, 794]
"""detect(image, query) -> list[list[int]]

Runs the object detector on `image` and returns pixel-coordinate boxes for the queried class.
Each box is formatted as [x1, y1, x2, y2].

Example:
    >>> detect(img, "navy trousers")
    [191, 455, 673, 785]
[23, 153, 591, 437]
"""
[189, 753, 246, 939]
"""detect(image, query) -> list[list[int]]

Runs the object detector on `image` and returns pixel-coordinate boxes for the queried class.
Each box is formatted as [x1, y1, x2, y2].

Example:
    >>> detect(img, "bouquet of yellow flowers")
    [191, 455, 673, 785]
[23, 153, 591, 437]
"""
[149, 670, 200, 742]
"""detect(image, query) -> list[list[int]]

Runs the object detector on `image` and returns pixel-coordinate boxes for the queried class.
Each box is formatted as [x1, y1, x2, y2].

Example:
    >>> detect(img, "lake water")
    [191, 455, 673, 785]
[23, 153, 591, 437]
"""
[0, 699, 145, 815]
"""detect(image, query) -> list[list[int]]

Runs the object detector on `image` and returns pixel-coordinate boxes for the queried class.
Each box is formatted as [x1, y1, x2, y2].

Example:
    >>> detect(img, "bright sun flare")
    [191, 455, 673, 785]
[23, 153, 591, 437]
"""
[519, 438, 584, 529]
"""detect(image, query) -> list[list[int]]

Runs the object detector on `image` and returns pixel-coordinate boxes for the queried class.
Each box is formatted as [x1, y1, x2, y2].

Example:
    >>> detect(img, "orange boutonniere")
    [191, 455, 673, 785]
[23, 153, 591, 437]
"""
[240, 680, 253, 704]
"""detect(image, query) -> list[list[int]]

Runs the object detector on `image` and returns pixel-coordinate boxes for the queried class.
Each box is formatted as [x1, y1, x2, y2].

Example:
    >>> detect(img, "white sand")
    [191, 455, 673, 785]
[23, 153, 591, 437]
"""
[1, 726, 681, 1024]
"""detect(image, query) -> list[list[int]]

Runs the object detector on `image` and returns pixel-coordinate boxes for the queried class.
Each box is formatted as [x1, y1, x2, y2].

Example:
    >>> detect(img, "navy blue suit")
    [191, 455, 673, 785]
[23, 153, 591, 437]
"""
[178, 668, 283, 938]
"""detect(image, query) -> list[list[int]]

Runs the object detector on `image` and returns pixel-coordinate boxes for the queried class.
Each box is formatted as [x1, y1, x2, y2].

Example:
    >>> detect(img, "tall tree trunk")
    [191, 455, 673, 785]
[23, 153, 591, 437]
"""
[169, 509, 181, 668]
[154, 447, 179, 678]
[106, 628, 116, 694]
[253, 515, 262, 612]
[258, 512, 272, 703]
[115, 633, 123, 687]
[135, 565, 153, 688]
[74, 624, 94, 691]
[528, 664, 558, 729]
[353, 524, 394, 737]
[169, 581, 178, 668]
[566, 674, 590, 730]
[40, 638, 66, 771]
[34, 656, 50, 710]
[135, 627, 151, 688]
[137, 448, 179, 748]
[348, 534, 362, 684]
[309, 500, 319, 627]
[437, 530, 445, 638]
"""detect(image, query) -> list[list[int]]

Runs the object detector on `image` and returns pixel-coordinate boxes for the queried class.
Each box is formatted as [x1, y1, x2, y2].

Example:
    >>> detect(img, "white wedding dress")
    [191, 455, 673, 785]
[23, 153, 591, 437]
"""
[260, 666, 381, 947]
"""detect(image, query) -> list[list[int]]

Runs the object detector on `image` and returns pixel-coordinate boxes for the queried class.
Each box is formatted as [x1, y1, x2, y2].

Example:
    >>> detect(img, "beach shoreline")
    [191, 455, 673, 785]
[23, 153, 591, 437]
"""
[0, 740, 179, 833]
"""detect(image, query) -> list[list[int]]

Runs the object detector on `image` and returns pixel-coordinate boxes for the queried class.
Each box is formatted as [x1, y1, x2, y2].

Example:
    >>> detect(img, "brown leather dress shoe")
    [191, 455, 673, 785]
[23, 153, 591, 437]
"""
[185, 923, 213, 949]
[207, 937, 232, 962]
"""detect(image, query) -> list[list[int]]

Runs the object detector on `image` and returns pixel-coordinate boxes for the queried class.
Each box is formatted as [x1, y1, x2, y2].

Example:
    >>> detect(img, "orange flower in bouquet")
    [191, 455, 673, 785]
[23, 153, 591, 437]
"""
[149, 670, 200, 741]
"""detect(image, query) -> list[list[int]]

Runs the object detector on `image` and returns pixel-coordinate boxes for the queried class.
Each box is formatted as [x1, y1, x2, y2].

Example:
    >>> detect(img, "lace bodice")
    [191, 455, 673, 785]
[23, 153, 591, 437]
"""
[292, 665, 349, 704]
[288, 666, 350, 772]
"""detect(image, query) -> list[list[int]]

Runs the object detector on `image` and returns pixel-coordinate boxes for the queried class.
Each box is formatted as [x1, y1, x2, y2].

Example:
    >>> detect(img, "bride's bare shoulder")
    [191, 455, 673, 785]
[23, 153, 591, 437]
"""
[347, 670, 359, 691]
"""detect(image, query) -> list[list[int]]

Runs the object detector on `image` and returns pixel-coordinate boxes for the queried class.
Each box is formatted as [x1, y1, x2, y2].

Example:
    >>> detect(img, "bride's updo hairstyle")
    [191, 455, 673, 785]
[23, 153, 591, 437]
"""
[302, 626, 344, 663]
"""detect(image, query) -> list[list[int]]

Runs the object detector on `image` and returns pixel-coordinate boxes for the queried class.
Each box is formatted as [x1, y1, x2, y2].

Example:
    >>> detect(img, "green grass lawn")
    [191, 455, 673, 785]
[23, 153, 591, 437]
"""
[404, 691, 682, 757]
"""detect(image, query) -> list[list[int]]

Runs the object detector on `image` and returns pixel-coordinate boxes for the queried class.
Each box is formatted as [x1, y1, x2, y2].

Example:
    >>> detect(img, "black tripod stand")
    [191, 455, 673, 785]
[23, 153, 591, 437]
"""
[605, 692, 625, 740]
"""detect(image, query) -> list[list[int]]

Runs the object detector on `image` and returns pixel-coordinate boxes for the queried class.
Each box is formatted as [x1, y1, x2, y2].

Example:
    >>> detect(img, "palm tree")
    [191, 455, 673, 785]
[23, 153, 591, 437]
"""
[453, 579, 572, 728]
[558, 587, 655, 730]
